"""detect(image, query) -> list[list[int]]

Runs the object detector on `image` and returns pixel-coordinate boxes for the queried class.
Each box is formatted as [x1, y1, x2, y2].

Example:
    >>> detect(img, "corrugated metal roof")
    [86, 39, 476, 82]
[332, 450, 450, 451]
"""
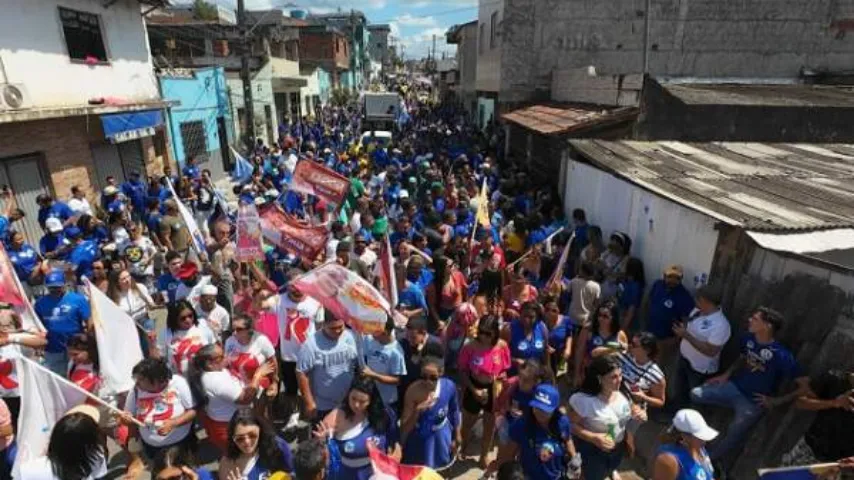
[663, 83, 854, 108]
[569, 140, 854, 232]
[501, 105, 638, 135]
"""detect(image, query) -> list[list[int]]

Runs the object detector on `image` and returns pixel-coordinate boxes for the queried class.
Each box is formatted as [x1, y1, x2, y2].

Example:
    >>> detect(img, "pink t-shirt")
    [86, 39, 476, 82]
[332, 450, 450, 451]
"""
[458, 341, 511, 378]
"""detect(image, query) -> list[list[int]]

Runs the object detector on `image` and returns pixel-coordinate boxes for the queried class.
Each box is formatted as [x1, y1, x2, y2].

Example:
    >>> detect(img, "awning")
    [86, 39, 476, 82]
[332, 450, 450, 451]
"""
[101, 110, 164, 143]
[747, 229, 854, 254]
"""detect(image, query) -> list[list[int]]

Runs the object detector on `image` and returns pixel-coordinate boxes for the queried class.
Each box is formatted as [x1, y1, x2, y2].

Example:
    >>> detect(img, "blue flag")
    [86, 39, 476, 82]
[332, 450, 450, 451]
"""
[230, 147, 253, 184]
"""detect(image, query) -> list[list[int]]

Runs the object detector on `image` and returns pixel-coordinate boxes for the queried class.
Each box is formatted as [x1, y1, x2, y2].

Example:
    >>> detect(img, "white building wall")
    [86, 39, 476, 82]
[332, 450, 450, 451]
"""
[0, 0, 159, 108]
[226, 62, 277, 146]
[476, 0, 503, 93]
[563, 159, 718, 292]
[300, 68, 321, 115]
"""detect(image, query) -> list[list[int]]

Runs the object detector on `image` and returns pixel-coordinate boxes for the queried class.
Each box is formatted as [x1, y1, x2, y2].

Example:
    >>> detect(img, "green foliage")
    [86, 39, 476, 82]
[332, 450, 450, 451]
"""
[192, 0, 219, 21]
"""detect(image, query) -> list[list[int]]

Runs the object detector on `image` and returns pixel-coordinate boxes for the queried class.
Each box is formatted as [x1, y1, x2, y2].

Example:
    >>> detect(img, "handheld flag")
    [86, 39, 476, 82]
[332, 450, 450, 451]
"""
[0, 243, 43, 332]
[258, 204, 328, 260]
[290, 160, 350, 207]
[231, 146, 254, 184]
[475, 177, 491, 228]
[368, 443, 443, 480]
[545, 232, 575, 293]
[291, 263, 390, 334]
[374, 233, 398, 307]
[166, 179, 208, 261]
[85, 278, 143, 394]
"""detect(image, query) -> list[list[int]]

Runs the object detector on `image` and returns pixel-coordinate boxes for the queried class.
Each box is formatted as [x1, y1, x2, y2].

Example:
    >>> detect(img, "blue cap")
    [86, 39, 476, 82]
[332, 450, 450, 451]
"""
[65, 226, 82, 238]
[529, 384, 560, 414]
[44, 270, 66, 288]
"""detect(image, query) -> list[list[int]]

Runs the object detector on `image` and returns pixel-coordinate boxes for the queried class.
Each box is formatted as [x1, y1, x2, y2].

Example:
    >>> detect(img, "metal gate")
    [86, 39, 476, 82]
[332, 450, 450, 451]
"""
[91, 140, 146, 189]
[118, 140, 145, 178]
[0, 154, 50, 245]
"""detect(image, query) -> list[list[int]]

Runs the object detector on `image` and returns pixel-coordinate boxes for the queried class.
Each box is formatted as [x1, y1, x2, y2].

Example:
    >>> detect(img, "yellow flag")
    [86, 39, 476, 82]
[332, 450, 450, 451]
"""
[475, 177, 490, 228]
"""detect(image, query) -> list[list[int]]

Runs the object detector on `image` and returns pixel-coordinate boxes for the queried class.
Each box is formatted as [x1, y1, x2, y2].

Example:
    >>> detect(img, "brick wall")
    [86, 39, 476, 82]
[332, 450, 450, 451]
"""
[0, 116, 98, 200]
[299, 31, 349, 69]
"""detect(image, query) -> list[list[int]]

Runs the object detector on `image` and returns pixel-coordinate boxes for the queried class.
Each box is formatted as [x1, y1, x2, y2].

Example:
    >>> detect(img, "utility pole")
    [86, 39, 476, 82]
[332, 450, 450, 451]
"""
[237, 0, 255, 148]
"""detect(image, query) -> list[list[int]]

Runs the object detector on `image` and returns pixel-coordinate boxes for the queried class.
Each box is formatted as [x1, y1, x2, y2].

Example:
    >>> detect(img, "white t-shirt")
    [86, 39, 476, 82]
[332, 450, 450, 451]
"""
[196, 304, 231, 337]
[224, 333, 276, 385]
[349, 212, 362, 234]
[569, 391, 632, 443]
[275, 295, 324, 362]
[176, 275, 213, 306]
[201, 370, 244, 422]
[116, 284, 154, 322]
[123, 375, 195, 447]
[68, 197, 94, 217]
[680, 308, 731, 374]
[358, 249, 378, 270]
[19, 454, 107, 480]
[123, 237, 157, 277]
[156, 324, 217, 375]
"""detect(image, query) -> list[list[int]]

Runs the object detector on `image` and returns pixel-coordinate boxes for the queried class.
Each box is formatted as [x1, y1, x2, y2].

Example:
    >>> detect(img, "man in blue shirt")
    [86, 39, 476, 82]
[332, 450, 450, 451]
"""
[66, 227, 99, 280]
[7, 230, 40, 283]
[644, 265, 695, 340]
[691, 306, 808, 460]
[34, 270, 91, 376]
[121, 171, 147, 221]
[0, 199, 25, 245]
[156, 251, 184, 304]
[39, 218, 70, 260]
[182, 156, 201, 181]
[36, 194, 73, 230]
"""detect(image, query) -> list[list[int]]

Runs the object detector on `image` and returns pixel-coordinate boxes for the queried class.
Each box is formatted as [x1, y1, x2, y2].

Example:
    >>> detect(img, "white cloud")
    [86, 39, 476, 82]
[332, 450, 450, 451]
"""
[398, 26, 454, 59]
[393, 14, 437, 27]
[412, 1, 431, 8]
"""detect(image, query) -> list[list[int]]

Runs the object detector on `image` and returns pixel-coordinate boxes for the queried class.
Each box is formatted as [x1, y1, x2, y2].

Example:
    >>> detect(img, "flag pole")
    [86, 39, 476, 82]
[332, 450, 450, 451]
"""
[21, 357, 145, 427]
[507, 227, 566, 269]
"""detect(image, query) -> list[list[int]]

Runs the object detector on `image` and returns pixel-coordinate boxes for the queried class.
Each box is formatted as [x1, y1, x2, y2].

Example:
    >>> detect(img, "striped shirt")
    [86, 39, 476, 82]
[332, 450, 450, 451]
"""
[617, 351, 665, 394]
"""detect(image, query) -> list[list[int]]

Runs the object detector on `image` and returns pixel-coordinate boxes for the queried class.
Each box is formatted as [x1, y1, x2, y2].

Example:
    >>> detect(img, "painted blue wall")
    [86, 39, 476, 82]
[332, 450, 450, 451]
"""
[159, 67, 232, 169]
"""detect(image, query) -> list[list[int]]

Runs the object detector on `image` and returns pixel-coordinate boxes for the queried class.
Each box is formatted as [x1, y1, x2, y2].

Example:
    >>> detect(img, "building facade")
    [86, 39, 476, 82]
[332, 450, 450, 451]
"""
[312, 11, 369, 91]
[0, 0, 170, 243]
[367, 24, 391, 69]
[447, 21, 478, 119]
[299, 25, 351, 89]
[159, 67, 233, 179]
[299, 66, 332, 118]
[476, 0, 504, 130]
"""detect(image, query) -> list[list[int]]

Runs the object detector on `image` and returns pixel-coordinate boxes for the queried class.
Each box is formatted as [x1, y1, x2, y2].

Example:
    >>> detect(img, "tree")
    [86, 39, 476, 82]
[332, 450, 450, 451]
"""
[193, 0, 219, 21]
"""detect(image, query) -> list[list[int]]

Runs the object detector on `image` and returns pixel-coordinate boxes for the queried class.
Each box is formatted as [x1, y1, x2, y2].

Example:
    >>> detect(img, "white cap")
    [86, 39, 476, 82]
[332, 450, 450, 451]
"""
[200, 285, 218, 296]
[45, 217, 63, 233]
[672, 409, 718, 442]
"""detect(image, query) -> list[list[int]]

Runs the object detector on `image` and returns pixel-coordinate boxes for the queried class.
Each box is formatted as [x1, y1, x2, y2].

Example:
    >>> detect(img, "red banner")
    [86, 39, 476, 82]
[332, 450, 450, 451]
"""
[290, 160, 349, 206]
[258, 205, 328, 260]
[235, 203, 263, 262]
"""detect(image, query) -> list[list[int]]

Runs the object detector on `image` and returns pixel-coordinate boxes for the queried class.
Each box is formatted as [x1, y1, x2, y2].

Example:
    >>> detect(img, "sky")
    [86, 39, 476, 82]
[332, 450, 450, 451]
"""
[198, 0, 479, 59]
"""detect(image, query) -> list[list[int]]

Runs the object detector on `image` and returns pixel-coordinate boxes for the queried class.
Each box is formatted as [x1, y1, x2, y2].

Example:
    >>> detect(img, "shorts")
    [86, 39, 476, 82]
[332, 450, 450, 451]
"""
[462, 376, 495, 415]
[279, 360, 298, 395]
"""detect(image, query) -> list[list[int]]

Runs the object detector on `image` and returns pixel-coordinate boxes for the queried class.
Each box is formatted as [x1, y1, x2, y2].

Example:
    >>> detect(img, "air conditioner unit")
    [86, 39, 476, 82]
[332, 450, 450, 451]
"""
[0, 84, 32, 111]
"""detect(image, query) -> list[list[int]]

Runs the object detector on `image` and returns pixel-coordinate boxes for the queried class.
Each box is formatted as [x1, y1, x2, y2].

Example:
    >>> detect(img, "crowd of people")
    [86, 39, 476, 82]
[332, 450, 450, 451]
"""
[0, 87, 853, 480]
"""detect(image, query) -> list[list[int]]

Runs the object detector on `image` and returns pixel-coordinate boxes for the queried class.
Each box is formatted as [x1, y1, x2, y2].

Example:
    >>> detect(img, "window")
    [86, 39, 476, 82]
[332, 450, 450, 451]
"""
[478, 23, 485, 54]
[180, 120, 208, 161]
[59, 7, 108, 62]
[490, 12, 498, 49]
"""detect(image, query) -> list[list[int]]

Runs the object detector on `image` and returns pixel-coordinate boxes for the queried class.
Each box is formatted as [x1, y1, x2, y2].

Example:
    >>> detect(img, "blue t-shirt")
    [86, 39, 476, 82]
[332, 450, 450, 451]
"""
[243, 436, 293, 479]
[0, 216, 9, 244]
[510, 320, 549, 366]
[34, 291, 91, 353]
[122, 180, 147, 211]
[37, 202, 73, 229]
[157, 273, 181, 303]
[398, 281, 428, 314]
[657, 444, 714, 480]
[8, 243, 38, 280]
[509, 413, 573, 480]
[297, 329, 359, 411]
[183, 164, 201, 180]
[732, 333, 801, 400]
[647, 280, 695, 339]
[364, 337, 407, 407]
[68, 240, 99, 279]
[548, 315, 574, 352]
[146, 212, 162, 236]
[39, 234, 69, 259]
[574, 224, 590, 251]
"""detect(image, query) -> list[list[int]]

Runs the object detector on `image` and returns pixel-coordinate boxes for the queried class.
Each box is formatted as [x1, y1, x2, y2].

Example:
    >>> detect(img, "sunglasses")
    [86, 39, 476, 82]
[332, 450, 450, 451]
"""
[179, 313, 194, 320]
[233, 326, 249, 332]
[233, 432, 259, 442]
[422, 373, 439, 382]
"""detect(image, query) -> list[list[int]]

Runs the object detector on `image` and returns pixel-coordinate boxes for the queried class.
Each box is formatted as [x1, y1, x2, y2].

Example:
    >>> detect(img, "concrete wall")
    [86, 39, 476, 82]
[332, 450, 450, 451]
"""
[0, 0, 159, 108]
[367, 27, 389, 66]
[226, 62, 277, 146]
[501, 0, 854, 104]
[476, 0, 504, 93]
[299, 31, 349, 69]
[299, 66, 331, 115]
[159, 67, 230, 177]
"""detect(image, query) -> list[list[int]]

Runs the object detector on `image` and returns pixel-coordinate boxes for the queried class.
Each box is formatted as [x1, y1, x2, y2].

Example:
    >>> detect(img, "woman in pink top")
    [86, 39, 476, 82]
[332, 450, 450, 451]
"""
[457, 315, 511, 469]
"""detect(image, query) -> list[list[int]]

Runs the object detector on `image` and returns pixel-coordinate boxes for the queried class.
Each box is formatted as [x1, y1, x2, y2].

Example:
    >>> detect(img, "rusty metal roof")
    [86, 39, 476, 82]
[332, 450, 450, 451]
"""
[663, 83, 854, 108]
[502, 105, 638, 135]
[569, 140, 854, 232]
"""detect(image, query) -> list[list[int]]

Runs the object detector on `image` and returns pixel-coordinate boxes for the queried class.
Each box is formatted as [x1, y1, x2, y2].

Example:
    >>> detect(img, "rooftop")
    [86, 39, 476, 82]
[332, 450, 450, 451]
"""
[570, 140, 854, 232]
[661, 82, 854, 108]
[502, 105, 638, 135]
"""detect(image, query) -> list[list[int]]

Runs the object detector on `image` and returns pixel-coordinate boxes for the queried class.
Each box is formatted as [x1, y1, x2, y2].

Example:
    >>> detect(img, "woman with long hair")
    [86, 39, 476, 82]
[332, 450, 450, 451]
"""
[578, 226, 604, 274]
[188, 344, 274, 454]
[108, 267, 157, 357]
[154, 300, 216, 375]
[223, 314, 278, 418]
[426, 256, 467, 334]
[219, 409, 293, 479]
[457, 314, 510, 469]
[444, 302, 479, 377]
[543, 295, 574, 376]
[505, 301, 550, 375]
[588, 301, 629, 359]
[151, 445, 215, 480]
[88, 259, 109, 293]
[401, 342, 461, 472]
[502, 264, 538, 308]
[314, 377, 392, 480]
[599, 232, 631, 300]
[619, 257, 646, 332]
[18, 409, 108, 480]
[652, 409, 717, 480]
[568, 356, 638, 480]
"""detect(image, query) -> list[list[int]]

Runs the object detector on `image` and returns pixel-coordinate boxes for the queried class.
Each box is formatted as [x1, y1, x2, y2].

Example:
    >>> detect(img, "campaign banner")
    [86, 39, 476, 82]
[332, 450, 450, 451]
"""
[166, 179, 207, 260]
[236, 203, 263, 262]
[0, 243, 43, 331]
[368, 443, 442, 480]
[291, 263, 390, 334]
[258, 205, 328, 261]
[758, 464, 840, 480]
[290, 159, 350, 207]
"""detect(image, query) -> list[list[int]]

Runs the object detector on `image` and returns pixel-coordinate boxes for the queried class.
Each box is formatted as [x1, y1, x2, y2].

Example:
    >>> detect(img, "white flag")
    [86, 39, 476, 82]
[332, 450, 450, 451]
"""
[86, 279, 143, 394]
[13, 357, 88, 479]
[166, 179, 208, 260]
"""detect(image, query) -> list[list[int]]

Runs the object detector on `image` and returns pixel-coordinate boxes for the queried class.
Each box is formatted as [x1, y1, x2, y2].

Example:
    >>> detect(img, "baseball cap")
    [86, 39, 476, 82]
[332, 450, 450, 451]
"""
[664, 265, 684, 278]
[65, 226, 82, 239]
[45, 217, 63, 234]
[529, 384, 560, 414]
[672, 409, 718, 442]
[200, 285, 218, 296]
[103, 185, 119, 196]
[45, 270, 66, 287]
[176, 261, 199, 280]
